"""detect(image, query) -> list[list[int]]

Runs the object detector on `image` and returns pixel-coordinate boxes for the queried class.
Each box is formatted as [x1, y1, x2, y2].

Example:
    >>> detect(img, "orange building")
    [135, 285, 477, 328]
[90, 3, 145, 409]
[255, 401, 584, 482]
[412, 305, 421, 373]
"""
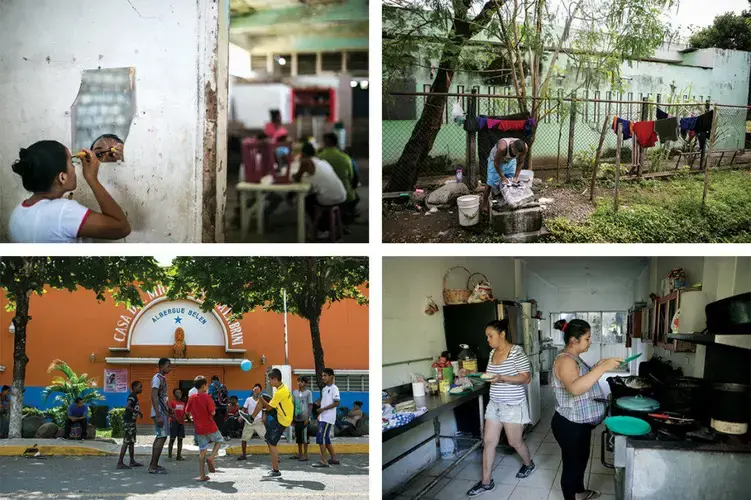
[0, 284, 369, 417]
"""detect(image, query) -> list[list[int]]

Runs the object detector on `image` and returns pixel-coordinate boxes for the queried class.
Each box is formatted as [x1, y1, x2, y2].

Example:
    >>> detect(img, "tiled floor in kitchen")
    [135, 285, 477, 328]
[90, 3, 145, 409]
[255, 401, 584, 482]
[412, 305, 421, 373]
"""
[392, 386, 616, 500]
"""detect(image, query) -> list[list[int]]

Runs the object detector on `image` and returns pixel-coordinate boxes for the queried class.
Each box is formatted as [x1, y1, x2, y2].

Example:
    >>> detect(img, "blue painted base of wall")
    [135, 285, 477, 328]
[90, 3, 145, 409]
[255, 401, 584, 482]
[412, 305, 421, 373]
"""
[21, 387, 370, 416]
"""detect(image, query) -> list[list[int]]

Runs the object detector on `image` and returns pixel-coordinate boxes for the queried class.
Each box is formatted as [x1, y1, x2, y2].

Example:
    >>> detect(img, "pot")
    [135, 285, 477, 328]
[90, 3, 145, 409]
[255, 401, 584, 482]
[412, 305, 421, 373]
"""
[705, 292, 751, 334]
[607, 376, 654, 400]
[615, 395, 660, 413]
[711, 383, 750, 435]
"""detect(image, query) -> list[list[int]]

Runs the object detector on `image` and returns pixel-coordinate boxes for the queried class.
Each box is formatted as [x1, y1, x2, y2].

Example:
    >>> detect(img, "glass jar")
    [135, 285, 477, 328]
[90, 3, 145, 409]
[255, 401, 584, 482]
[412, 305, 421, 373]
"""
[458, 344, 478, 373]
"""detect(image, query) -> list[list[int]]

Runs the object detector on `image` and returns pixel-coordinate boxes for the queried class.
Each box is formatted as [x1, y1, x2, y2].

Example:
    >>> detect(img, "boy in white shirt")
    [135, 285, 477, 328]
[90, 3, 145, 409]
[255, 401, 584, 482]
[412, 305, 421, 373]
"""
[312, 368, 341, 468]
[237, 384, 266, 461]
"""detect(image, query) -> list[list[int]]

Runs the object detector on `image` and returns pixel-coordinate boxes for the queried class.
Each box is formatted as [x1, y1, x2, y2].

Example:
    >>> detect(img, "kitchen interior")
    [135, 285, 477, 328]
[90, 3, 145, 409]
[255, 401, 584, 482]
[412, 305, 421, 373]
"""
[382, 257, 751, 500]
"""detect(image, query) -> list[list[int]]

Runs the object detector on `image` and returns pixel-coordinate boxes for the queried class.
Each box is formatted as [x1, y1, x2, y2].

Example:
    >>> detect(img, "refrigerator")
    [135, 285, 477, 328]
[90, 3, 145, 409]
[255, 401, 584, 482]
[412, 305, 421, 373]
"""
[443, 300, 542, 434]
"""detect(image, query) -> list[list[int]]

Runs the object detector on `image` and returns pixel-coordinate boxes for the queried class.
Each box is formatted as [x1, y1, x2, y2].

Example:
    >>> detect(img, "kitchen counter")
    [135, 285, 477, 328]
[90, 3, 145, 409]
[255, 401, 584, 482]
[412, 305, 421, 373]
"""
[628, 437, 751, 453]
[382, 384, 489, 442]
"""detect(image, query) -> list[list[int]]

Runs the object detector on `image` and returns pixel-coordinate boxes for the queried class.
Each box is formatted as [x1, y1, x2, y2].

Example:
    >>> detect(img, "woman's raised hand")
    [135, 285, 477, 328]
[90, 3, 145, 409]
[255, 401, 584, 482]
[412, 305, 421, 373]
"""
[597, 357, 625, 372]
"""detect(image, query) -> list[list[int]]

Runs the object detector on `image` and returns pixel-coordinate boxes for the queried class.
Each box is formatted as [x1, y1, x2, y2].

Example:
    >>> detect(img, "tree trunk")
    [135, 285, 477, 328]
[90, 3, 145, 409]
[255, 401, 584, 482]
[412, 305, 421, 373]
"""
[308, 314, 326, 389]
[9, 290, 31, 439]
[384, 1, 500, 192]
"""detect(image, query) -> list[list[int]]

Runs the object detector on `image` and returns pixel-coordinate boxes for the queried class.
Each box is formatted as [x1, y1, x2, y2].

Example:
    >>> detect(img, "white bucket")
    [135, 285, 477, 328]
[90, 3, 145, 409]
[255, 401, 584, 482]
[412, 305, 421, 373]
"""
[457, 195, 480, 227]
[519, 170, 534, 182]
[412, 381, 425, 398]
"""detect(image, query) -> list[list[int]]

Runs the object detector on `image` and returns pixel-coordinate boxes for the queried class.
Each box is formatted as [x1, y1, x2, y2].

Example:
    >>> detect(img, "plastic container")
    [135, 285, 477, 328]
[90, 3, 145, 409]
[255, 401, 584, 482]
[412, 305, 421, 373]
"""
[458, 344, 478, 372]
[519, 170, 534, 182]
[427, 379, 439, 395]
[412, 382, 425, 397]
[456, 195, 480, 227]
[439, 380, 450, 393]
[456, 167, 463, 183]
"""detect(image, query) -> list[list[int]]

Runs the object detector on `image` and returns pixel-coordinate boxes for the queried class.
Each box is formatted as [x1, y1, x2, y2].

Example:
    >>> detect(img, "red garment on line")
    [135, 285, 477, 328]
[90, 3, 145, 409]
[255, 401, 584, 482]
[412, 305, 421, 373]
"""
[632, 121, 658, 148]
[497, 120, 526, 131]
[487, 118, 502, 129]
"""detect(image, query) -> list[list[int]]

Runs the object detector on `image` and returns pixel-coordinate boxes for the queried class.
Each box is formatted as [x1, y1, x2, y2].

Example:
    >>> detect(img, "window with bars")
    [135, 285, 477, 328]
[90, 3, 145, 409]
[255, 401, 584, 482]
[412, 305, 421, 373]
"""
[550, 311, 629, 367]
[295, 374, 370, 393]
[321, 52, 343, 72]
[297, 53, 317, 75]
[346, 50, 368, 73]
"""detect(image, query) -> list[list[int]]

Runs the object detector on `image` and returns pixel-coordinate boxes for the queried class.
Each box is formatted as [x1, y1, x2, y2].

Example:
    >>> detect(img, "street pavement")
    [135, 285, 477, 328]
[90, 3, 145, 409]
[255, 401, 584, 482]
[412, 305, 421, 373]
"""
[0, 453, 369, 499]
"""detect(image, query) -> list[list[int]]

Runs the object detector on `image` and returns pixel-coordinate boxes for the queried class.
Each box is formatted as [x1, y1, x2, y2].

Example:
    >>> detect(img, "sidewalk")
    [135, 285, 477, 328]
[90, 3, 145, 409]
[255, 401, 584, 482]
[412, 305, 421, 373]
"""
[0, 436, 369, 457]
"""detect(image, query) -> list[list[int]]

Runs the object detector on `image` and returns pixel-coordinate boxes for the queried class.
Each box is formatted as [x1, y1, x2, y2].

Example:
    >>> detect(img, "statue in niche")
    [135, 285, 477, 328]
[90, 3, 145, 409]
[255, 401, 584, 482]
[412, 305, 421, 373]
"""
[173, 327, 187, 359]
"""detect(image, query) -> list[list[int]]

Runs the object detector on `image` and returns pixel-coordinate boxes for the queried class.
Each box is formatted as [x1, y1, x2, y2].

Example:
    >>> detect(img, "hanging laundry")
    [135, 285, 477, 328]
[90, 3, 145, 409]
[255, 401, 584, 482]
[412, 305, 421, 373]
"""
[656, 108, 669, 120]
[632, 121, 658, 148]
[477, 116, 488, 130]
[655, 117, 680, 142]
[680, 116, 698, 140]
[524, 118, 537, 138]
[497, 119, 526, 132]
[612, 116, 632, 140]
[487, 118, 502, 129]
[694, 110, 714, 151]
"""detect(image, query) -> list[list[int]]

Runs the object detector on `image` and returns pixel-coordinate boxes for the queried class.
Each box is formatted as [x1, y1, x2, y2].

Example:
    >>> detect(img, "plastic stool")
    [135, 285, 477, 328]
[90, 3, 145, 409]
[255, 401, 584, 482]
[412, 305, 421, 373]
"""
[313, 205, 344, 242]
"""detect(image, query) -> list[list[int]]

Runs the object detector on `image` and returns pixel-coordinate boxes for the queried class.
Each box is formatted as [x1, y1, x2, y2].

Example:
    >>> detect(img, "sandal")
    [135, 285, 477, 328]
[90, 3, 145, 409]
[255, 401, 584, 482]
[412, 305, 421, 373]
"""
[115, 464, 131, 470]
[329, 460, 341, 465]
[582, 490, 601, 499]
[129, 462, 144, 467]
[197, 476, 210, 482]
[236, 455, 247, 461]
[176, 456, 185, 461]
[298, 457, 309, 462]
[148, 468, 168, 475]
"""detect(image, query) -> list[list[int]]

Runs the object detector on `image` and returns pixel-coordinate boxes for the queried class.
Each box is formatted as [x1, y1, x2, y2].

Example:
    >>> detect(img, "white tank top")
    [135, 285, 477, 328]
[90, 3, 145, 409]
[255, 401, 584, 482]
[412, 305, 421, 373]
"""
[309, 158, 347, 206]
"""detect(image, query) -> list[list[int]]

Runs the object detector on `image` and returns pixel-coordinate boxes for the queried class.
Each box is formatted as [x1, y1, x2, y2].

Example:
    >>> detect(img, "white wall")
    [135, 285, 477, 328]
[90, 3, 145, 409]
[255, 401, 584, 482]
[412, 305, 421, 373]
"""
[383, 257, 516, 388]
[0, 0, 224, 242]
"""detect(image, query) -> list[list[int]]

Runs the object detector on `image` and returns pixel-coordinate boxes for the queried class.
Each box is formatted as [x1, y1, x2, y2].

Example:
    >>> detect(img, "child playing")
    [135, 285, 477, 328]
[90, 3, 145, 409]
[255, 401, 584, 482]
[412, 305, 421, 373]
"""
[116, 381, 144, 469]
[292, 376, 313, 461]
[168, 388, 186, 461]
[237, 384, 265, 461]
[185, 377, 224, 482]
[251, 369, 294, 477]
[313, 368, 341, 468]
[222, 395, 241, 439]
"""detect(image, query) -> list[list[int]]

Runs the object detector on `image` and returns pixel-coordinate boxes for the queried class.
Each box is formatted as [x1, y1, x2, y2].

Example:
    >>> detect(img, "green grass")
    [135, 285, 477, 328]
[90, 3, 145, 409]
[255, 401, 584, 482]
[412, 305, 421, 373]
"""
[95, 429, 112, 439]
[545, 170, 751, 243]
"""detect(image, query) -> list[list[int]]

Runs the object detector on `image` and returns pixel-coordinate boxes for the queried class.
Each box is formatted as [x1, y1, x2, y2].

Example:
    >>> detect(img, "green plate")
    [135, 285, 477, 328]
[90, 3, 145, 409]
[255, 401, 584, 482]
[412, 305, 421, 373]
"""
[466, 373, 483, 378]
[604, 416, 651, 436]
[620, 353, 642, 366]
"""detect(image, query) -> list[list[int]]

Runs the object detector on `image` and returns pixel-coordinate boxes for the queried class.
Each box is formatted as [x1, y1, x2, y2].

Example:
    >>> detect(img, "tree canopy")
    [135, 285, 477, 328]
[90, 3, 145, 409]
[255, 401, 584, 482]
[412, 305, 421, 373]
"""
[689, 6, 751, 51]
[167, 257, 369, 386]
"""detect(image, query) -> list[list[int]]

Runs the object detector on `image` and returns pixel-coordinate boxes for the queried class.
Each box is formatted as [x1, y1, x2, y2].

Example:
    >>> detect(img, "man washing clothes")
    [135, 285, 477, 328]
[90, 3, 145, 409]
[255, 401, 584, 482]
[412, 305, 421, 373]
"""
[482, 137, 528, 213]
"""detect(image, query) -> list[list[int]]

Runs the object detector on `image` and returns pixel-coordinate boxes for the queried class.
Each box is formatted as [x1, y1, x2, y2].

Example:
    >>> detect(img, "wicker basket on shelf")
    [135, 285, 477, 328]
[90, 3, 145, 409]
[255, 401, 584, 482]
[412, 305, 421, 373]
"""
[443, 266, 472, 305]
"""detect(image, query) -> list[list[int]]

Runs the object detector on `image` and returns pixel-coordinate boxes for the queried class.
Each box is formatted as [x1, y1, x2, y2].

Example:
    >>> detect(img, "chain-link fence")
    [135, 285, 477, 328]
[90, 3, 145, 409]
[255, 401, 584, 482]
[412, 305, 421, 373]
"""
[382, 91, 750, 192]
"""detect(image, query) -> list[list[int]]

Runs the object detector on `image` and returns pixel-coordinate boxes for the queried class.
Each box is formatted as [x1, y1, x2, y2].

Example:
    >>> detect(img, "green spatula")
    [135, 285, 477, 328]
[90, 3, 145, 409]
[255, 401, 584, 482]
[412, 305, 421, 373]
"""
[620, 353, 642, 367]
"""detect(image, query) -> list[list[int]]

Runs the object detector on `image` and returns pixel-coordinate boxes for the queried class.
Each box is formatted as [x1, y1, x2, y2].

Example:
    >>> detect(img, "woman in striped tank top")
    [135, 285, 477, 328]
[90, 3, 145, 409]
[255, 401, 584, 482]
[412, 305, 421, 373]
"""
[551, 319, 623, 500]
[466, 320, 535, 498]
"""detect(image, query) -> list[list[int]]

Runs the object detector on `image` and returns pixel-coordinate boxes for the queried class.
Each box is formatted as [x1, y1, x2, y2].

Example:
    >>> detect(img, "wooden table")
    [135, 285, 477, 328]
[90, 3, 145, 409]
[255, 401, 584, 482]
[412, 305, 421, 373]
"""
[236, 181, 311, 243]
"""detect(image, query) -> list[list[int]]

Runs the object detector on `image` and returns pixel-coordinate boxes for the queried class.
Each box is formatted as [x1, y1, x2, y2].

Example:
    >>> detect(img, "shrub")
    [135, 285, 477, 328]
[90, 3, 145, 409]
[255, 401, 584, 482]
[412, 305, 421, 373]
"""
[22, 406, 44, 418]
[108, 407, 126, 438]
[44, 406, 68, 427]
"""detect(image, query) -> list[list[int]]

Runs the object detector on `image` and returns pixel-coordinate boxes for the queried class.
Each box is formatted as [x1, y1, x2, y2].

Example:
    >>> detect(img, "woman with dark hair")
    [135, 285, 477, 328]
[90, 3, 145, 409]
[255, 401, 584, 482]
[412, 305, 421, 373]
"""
[263, 110, 288, 143]
[466, 319, 535, 497]
[8, 140, 130, 242]
[551, 319, 623, 500]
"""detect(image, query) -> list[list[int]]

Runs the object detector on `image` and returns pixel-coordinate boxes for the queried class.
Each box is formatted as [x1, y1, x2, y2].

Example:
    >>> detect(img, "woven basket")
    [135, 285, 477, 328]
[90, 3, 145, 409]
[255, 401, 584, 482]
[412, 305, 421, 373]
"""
[443, 266, 472, 305]
[467, 272, 490, 290]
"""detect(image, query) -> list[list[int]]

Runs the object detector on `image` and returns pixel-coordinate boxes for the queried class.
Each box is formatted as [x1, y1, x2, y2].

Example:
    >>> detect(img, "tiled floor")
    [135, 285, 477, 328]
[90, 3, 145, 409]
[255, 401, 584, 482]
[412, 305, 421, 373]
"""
[392, 387, 616, 500]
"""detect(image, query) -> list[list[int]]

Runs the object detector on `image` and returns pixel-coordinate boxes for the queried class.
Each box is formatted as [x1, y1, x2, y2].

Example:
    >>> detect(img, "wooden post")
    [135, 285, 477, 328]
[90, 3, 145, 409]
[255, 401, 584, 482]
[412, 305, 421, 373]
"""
[702, 104, 719, 211]
[590, 115, 611, 202]
[699, 99, 711, 170]
[614, 122, 623, 213]
[566, 94, 577, 182]
[465, 88, 478, 190]
[638, 97, 648, 177]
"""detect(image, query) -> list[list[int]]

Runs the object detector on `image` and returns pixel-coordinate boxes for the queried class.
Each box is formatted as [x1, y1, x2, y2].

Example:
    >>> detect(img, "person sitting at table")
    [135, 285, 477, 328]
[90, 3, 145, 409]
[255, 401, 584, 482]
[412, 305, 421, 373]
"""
[293, 142, 347, 240]
[317, 133, 357, 224]
[263, 110, 288, 143]
[64, 397, 89, 440]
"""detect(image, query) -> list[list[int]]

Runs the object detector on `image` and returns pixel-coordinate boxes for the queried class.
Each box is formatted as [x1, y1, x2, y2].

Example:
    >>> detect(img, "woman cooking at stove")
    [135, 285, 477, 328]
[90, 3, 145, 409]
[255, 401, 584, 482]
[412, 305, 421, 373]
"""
[465, 319, 536, 497]
[551, 319, 624, 500]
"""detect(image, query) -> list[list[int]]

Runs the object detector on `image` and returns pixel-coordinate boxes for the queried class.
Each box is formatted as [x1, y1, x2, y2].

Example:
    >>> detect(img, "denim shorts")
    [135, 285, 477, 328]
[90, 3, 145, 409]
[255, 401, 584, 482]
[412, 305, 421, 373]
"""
[196, 430, 224, 451]
[316, 421, 334, 445]
[485, 399, 531, 424]
[153, 415, 169, 438]
[265, 419, 286, 447]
